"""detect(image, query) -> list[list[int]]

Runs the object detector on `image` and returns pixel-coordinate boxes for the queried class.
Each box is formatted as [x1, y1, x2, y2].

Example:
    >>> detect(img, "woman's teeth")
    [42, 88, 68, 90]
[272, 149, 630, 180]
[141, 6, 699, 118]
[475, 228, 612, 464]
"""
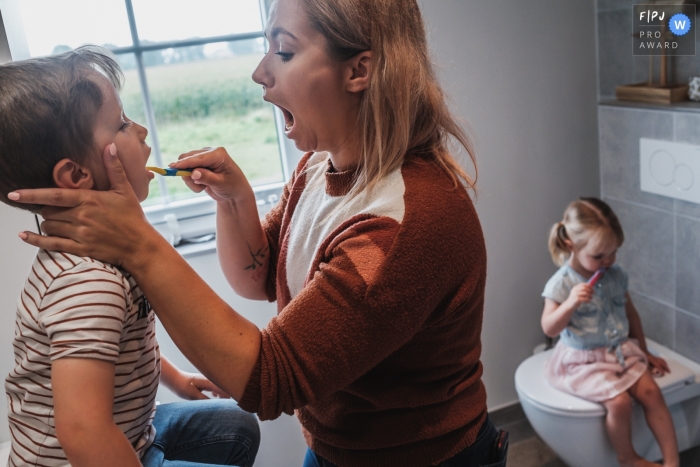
[285, 121, 293, 131]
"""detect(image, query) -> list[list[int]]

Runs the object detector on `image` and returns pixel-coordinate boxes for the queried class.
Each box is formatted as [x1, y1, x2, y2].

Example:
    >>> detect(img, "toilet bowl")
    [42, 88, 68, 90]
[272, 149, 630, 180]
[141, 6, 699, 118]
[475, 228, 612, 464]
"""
[515, 339, 700, 467]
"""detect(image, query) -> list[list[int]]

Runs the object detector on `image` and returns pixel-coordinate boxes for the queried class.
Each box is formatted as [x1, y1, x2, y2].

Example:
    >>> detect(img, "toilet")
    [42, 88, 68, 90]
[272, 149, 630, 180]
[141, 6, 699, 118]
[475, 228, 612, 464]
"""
[515, 339, 700, 467]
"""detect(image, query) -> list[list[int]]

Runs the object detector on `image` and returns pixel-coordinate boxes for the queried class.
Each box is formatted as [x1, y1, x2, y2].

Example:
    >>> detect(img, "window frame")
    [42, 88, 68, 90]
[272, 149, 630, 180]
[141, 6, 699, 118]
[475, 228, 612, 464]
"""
[1, 0, 302, 246]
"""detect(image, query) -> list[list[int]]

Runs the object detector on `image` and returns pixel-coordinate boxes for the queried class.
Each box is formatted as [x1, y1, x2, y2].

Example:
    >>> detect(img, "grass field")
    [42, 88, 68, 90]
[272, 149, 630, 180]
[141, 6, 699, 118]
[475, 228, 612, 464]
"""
[118, 55, 283, 205]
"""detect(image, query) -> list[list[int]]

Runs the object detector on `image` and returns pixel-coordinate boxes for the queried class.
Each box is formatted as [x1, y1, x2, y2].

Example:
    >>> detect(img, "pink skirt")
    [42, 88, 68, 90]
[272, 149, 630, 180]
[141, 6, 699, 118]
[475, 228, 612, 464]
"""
[544, 339, 648, 402]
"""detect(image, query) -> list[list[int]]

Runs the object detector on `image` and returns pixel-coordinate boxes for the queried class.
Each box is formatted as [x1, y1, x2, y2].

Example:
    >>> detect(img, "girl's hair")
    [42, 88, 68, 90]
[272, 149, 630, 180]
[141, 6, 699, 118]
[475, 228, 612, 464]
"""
[548, 197, 625, 266]
[0, 45, 123, 212]
[285, 0, 476, 196]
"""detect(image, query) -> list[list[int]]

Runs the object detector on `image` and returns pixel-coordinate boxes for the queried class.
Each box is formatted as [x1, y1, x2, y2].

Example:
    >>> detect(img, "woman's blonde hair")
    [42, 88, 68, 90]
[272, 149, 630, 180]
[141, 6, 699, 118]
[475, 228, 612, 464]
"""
[548, 197, 625, 266]
[286, 0, 475, 195]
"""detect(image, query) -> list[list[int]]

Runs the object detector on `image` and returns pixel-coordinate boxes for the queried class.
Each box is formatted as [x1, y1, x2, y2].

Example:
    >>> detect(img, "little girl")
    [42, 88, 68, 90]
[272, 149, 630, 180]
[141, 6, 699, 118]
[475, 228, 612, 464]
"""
[541, 197, 678, 467]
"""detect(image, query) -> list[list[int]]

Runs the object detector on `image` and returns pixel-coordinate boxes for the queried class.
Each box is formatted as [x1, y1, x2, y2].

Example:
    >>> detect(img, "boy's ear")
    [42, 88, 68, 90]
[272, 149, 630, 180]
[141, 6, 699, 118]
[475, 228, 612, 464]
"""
[345, 51, 372, 93]
[564, 239, 575, 252]
[53, 159, 95, 190]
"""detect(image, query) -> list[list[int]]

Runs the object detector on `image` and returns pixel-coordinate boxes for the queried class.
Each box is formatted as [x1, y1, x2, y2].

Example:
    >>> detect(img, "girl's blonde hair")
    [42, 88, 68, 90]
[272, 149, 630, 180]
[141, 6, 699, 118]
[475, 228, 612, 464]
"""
[286, 0, 476, 196]
[548, 197, 625, 266]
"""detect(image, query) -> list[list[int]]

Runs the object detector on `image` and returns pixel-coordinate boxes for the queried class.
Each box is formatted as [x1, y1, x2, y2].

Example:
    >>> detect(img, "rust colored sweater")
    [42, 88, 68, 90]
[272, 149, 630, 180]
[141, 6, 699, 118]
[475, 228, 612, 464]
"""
[239, 152, 487, 467]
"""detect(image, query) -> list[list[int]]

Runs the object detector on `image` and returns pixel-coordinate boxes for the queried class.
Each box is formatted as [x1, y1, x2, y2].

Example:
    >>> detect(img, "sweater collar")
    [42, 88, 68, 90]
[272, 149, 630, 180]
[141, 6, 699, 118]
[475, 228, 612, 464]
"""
[325, 157, 358, 197]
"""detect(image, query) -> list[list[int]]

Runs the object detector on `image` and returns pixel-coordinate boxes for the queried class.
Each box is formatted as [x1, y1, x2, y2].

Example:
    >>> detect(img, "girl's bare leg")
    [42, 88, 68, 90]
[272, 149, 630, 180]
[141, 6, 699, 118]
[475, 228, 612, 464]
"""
[602, 392, 660, 467]
[629, 371, 680, 467]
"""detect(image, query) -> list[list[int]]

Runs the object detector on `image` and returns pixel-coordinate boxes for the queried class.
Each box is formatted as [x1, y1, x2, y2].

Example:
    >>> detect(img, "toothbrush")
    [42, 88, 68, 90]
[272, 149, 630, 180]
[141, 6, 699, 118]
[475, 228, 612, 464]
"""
[147, 166, 193, 177]
[588, 268, 607, 286]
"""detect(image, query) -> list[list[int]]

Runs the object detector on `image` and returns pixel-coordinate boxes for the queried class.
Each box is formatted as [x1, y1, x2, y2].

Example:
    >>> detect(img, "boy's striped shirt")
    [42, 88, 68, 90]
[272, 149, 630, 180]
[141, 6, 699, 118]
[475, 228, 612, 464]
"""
[5, 249, 160, 466]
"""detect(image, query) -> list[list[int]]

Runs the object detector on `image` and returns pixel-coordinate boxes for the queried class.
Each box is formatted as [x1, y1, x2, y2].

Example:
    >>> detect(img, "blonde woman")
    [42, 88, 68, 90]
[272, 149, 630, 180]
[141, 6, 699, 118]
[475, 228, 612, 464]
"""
[12, 0, 503, 465]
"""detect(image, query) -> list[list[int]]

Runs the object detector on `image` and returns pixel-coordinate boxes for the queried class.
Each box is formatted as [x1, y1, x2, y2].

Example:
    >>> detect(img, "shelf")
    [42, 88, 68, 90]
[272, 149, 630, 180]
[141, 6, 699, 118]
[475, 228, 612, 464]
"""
[599, 99, 700, 114]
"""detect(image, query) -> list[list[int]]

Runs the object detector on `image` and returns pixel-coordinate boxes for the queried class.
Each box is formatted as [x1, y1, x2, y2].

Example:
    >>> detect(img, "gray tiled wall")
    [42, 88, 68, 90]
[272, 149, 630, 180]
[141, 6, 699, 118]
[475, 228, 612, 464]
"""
[597, 0, 700, 100]
[599, 105, 700, 362]
[596, 1, 700, 364]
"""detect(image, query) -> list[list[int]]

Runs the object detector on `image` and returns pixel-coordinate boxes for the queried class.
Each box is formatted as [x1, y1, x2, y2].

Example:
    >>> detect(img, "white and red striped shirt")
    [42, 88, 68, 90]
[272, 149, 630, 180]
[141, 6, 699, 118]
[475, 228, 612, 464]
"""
[5, 250, 160, 466]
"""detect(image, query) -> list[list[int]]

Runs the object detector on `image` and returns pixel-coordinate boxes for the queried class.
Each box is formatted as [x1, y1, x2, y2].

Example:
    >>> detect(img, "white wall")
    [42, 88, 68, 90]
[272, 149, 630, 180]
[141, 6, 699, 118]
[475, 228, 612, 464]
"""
[418, 0, 600, 408]
[0, 207, 39, 442]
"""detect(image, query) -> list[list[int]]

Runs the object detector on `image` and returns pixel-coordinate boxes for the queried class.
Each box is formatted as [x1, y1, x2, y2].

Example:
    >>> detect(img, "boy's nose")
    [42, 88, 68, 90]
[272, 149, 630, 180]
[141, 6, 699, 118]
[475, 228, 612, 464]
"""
[138, 122, 149, 139]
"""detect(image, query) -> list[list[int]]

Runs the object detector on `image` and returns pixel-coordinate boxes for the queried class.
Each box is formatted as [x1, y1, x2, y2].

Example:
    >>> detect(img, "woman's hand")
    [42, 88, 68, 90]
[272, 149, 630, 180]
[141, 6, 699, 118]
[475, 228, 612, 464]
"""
[171, 147, 253, 204]
[167, 371, 231, 401]
[9, 144, 163, 271]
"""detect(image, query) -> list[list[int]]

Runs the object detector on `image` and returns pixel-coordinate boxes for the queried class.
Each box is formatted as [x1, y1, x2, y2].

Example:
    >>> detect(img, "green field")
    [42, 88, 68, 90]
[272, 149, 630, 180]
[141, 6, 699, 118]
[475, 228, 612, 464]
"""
[119, 55, 283, 205]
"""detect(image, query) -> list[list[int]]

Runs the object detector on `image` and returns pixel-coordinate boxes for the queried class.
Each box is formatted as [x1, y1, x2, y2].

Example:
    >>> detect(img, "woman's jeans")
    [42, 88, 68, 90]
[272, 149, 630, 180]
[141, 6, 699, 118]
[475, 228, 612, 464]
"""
[141, 399, 260, 467]
[303, 415, 507, 467]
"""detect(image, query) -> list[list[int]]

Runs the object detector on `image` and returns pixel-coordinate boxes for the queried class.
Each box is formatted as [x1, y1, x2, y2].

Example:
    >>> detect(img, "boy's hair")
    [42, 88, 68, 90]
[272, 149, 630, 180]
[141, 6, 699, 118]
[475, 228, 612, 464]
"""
[0, 45, 123, 212]
[548, 197, 625, 266]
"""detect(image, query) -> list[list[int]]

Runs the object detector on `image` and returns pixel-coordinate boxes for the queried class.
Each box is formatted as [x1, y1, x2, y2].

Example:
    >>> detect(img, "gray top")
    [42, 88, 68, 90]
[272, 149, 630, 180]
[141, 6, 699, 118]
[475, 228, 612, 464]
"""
[542, 263, 629, 350]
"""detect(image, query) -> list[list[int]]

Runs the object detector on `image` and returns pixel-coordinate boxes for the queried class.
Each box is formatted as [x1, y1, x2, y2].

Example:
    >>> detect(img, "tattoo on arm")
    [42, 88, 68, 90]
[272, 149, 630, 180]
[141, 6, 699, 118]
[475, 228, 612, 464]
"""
[244, 244, 269, 271]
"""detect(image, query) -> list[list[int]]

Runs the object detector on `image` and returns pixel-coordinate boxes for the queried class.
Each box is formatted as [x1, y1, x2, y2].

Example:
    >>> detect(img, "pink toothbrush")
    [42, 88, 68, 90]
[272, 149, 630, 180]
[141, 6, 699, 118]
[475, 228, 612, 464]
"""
[588, 268, 607, 286]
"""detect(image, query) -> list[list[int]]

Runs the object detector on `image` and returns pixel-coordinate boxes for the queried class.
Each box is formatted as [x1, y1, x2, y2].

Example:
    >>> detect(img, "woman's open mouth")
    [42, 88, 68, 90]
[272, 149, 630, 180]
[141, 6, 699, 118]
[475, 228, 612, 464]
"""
[279, 106, 295, 133]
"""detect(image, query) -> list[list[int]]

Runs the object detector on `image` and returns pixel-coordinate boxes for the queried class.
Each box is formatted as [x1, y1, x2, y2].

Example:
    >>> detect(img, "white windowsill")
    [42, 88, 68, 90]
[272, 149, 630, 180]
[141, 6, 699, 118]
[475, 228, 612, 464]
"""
[176, 239, 218, 258]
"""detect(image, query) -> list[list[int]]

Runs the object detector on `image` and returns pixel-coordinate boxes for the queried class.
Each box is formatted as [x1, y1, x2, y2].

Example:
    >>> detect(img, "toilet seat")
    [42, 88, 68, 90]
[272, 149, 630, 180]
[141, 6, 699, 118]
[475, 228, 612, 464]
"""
[515, 344, 696, 418]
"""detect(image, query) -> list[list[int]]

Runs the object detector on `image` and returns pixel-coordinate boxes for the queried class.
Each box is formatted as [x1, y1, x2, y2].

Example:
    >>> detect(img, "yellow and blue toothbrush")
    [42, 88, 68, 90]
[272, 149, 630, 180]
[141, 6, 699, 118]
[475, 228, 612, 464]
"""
[147, 166, 193, 177]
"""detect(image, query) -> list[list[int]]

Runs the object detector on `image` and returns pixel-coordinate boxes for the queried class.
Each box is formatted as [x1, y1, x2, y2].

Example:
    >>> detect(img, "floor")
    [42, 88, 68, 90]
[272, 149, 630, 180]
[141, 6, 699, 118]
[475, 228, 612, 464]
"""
[2, 409, 699, 467]
[492, 404, 568, 467]
[492, 404, 700, 467]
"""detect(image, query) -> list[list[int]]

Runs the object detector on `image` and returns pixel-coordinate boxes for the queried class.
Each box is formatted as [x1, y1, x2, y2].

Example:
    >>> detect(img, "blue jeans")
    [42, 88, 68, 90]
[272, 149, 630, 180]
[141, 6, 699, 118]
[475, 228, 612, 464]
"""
[141, 399, 260, 467]
[303, 416, 506, 467]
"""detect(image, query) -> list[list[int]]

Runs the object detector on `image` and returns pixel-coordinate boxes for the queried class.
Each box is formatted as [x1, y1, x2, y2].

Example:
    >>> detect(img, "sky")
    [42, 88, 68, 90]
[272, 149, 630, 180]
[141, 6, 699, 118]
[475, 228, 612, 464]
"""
[17, 0, 263, 57]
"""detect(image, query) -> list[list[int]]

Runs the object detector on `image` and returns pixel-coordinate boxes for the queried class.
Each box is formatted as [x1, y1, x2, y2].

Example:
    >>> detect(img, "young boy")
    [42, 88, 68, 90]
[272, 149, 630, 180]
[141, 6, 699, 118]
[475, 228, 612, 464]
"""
[0, 47, 259, 467]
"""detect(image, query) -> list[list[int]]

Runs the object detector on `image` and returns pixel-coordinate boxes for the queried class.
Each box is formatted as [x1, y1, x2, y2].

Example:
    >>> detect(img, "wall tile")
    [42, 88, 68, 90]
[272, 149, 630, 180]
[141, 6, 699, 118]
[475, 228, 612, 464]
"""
[597, 0, 634, 13]
[676, 216, 700, 316]
[675, 200, 700, 220]
[675, 310, 700, 362]
[600, 107, 675, 210]
[671, 115, 700, 218]
[672, 32, 700, 86]
[633, 55, 653, 86]
[674, 113, 700, 145]
[605, 198, 675, 302]
[629, 292, 675, 348]
[598, 10, 635, 99]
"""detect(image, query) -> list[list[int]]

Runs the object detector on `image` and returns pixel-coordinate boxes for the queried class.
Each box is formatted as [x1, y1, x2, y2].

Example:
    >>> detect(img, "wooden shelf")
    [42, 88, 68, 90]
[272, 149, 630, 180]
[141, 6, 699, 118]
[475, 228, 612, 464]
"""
[599, 99, 700, 114]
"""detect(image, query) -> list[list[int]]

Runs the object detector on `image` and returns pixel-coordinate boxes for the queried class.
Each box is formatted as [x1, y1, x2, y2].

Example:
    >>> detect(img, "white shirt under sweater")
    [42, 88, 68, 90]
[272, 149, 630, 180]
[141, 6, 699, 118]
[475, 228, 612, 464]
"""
[5, 250, 160, 467]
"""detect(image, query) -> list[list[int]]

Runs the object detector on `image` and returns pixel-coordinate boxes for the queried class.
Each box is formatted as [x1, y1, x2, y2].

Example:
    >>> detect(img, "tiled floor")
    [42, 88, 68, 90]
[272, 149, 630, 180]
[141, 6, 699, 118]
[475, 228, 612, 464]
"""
[507, 437, 567, 467]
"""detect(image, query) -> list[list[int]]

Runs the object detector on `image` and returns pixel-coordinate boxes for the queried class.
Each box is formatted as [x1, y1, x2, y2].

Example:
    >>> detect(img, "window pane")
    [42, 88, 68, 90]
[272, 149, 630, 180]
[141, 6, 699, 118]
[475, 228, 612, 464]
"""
[132, 0, 263, 43]
[117, 54, 164, 206]
[17, 0, 132, 57]
[142, 39, 282, 204]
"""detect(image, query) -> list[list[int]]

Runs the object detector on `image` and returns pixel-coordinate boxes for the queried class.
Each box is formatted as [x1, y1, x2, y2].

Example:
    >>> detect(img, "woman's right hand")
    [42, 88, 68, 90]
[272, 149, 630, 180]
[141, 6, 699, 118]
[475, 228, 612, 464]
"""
[566, 283, 593, 309]
[170, 147, 253, 204]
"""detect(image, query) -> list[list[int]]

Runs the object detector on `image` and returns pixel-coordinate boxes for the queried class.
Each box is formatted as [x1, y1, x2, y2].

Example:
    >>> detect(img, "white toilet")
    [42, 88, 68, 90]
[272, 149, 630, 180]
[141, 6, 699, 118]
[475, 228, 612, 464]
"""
[515, 339, 700, 467]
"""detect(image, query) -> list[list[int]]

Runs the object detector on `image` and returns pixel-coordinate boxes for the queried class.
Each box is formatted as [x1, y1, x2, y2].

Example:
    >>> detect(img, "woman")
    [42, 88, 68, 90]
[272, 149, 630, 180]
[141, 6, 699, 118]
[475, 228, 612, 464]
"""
[11, 0, 501, 465]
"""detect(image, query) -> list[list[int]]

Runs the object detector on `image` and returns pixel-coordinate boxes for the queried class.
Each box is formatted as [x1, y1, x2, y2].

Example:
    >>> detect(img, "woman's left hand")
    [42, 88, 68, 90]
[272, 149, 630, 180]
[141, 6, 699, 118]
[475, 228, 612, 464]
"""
[9, 144, 161, 271]
[170, 372, 231, 400]
[646, 353, 670, 377]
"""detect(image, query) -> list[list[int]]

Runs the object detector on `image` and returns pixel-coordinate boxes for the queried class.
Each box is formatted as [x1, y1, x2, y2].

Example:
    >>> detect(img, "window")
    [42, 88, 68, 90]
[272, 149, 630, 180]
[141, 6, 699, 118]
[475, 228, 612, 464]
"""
[10, 0, 301, 245]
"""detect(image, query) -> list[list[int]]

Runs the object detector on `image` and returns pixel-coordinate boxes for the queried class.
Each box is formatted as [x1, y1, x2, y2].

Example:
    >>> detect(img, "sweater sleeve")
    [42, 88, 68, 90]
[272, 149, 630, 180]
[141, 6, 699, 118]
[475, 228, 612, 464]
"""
[239, 184, 484, 419]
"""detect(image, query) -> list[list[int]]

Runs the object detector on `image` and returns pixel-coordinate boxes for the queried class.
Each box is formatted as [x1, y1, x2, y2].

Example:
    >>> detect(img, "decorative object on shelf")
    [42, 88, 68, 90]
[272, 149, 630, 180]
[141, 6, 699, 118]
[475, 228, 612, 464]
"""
[689, 77, 700, 101]
[616, 0, 696, 104]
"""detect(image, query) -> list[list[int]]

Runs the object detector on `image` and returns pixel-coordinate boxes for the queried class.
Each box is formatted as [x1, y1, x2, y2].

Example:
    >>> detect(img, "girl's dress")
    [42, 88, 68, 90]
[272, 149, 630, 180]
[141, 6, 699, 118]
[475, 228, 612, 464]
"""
[542, 264, 648, 402]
